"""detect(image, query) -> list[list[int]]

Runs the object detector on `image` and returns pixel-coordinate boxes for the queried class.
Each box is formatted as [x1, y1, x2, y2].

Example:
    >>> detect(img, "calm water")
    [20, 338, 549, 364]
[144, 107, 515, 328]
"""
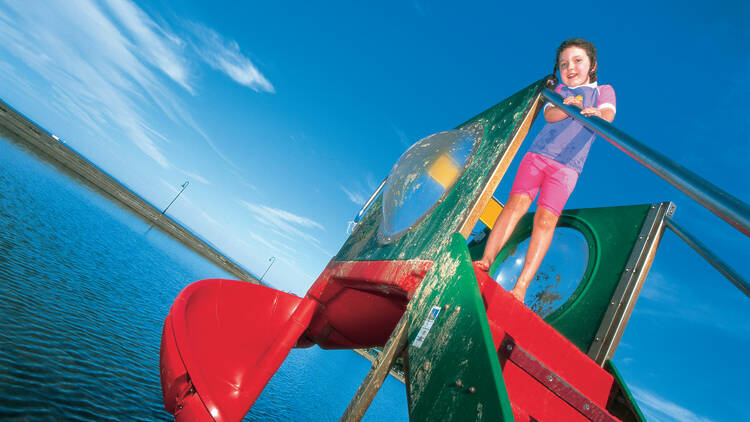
[0, 135, 407, 421]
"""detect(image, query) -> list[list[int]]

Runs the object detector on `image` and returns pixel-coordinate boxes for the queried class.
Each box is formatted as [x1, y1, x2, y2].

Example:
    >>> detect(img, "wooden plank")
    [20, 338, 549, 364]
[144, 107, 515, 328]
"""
[340, 315, 409, 422]
[458, 93, 543, 239]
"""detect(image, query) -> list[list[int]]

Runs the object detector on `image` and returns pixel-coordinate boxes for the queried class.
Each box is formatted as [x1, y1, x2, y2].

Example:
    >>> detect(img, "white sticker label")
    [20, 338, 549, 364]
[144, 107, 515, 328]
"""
[412, 306, 442, 348]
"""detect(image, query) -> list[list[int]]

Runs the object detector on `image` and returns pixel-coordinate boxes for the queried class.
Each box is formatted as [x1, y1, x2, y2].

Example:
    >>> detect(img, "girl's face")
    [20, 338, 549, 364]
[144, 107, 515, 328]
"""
[558, 46, 595, 87]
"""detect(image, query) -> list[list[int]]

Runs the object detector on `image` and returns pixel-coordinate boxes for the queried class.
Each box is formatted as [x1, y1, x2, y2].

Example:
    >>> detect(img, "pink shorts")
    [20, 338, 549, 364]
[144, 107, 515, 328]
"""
[510, 152, 579, 216]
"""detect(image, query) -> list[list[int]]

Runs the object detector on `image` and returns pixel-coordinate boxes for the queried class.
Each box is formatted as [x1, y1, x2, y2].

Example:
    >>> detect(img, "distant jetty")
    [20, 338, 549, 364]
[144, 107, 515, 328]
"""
[0, 99, 260, 284]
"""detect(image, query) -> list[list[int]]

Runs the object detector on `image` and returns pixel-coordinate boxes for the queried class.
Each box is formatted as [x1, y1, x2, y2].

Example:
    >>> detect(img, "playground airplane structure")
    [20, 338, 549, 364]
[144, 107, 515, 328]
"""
[158, 78, 750, 421]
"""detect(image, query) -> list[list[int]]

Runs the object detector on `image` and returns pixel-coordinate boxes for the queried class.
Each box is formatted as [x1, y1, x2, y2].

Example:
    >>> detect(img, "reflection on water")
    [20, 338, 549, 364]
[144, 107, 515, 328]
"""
[492, 228, 589, 317]
[0, 137, 406, 421]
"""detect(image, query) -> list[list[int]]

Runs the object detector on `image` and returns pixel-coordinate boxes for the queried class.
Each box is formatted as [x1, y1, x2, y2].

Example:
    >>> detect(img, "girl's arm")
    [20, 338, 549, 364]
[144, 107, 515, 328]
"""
[544, 104, 569, 122]
[581, 107, 615, 122]
[544, 96, 584, 122]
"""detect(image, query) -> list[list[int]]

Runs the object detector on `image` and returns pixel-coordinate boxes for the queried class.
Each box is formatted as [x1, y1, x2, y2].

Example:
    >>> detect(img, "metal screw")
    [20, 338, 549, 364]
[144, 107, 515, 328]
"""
[506, 344, 513, 351]
[583, 404, 591, 411]
[468, 386, 476, 394]
[546, 375, 554, 382]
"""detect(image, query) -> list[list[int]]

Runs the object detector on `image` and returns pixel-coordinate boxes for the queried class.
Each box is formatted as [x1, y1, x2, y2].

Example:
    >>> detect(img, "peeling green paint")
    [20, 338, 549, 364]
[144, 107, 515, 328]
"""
[404, 233, 514, 421]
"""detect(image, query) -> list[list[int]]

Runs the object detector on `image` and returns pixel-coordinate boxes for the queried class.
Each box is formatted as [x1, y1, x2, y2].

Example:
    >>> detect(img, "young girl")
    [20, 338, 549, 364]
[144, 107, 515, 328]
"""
[475, 38, 616, 303]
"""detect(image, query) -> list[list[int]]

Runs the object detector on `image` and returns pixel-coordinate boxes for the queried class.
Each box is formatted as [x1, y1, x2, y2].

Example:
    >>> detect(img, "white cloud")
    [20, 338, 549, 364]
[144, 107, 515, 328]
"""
[341, 185, 366, 205]
[247, 230, 282, 254]
[159, 178, 179, 193]
[341, 174, 383, 207]
[240, 201, 333, 257]
[241, 201, 324, 231]
[641, 271, 673, 301]
[392, 124, 412, 148]
[639, 271, 750, 338]
[195, 207, 220, 228]
[187, 22, 275, 93]
[0, 0, 180, 167]
[0, 0, 272, 171]
[179, 169, 211, 185]
[412, 0, 429, 17]
[103, 0, 192, 92]
[631, 386, 713, 422]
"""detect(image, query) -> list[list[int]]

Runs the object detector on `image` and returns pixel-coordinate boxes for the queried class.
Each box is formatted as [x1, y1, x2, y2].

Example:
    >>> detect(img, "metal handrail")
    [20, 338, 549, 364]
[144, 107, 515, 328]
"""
[664, 217, 750, 298]
[348, 178, 388, 234]
[542, 88, 750, 237]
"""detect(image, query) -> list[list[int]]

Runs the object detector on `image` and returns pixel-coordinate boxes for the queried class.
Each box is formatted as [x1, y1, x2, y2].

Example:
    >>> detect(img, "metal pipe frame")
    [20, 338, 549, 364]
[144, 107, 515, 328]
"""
[665, 217, 750, 298]
[542, 88, 750, 237]
[353, 177, 387, 225]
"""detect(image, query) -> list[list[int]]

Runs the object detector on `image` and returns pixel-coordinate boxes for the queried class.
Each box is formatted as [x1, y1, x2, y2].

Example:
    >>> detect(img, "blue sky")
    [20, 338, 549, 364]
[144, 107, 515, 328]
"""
[0, 0, 748, 420]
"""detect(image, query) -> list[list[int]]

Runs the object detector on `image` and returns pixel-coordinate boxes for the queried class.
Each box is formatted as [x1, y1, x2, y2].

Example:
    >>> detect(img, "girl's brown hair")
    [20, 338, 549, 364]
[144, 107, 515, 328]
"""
[546, 38, 597, 88]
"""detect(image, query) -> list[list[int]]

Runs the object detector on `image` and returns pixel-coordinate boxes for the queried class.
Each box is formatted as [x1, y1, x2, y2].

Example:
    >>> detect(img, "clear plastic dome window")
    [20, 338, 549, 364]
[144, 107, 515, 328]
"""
[379, 122, 484, 243]
[492, 227, 589, 318]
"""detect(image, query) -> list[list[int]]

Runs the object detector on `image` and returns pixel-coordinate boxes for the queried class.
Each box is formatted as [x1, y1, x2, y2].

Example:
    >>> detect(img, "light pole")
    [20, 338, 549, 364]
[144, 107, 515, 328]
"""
[161, 181, 189, 215]
[259, 256, 276, 283]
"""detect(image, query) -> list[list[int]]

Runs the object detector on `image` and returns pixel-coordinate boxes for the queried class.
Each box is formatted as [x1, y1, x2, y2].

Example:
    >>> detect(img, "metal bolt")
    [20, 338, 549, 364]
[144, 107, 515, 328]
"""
[468, 386, 476, 394]
[583, 404, 591, 411]
[546, 375, 554, 382]
[506, 344, 513, 351]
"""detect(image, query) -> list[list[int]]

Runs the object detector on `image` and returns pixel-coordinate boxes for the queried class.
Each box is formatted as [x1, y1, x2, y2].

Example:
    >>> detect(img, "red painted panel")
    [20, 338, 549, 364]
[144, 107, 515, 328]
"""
[303, 260, 432, 349]
[473, 265, 618, 420]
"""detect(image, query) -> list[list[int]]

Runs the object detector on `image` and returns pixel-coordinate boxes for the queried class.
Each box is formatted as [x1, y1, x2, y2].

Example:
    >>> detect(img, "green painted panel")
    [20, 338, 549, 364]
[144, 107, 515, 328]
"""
[468, 204, 652, 353]
[335, 79, 544, 263]
[405, 233, 513, 422]
[604, 360, 647, 422]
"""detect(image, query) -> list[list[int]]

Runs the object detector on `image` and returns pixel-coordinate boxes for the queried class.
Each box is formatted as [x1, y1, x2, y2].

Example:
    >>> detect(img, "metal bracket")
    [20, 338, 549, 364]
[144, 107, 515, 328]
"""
[499, 339, 618, 422]
[587, 202, 675, 364]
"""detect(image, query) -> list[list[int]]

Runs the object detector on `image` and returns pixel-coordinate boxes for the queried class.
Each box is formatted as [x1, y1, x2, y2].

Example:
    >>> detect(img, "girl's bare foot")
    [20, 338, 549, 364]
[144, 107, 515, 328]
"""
[473, 259, 491, 272]
[509, 287, 526, 303]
